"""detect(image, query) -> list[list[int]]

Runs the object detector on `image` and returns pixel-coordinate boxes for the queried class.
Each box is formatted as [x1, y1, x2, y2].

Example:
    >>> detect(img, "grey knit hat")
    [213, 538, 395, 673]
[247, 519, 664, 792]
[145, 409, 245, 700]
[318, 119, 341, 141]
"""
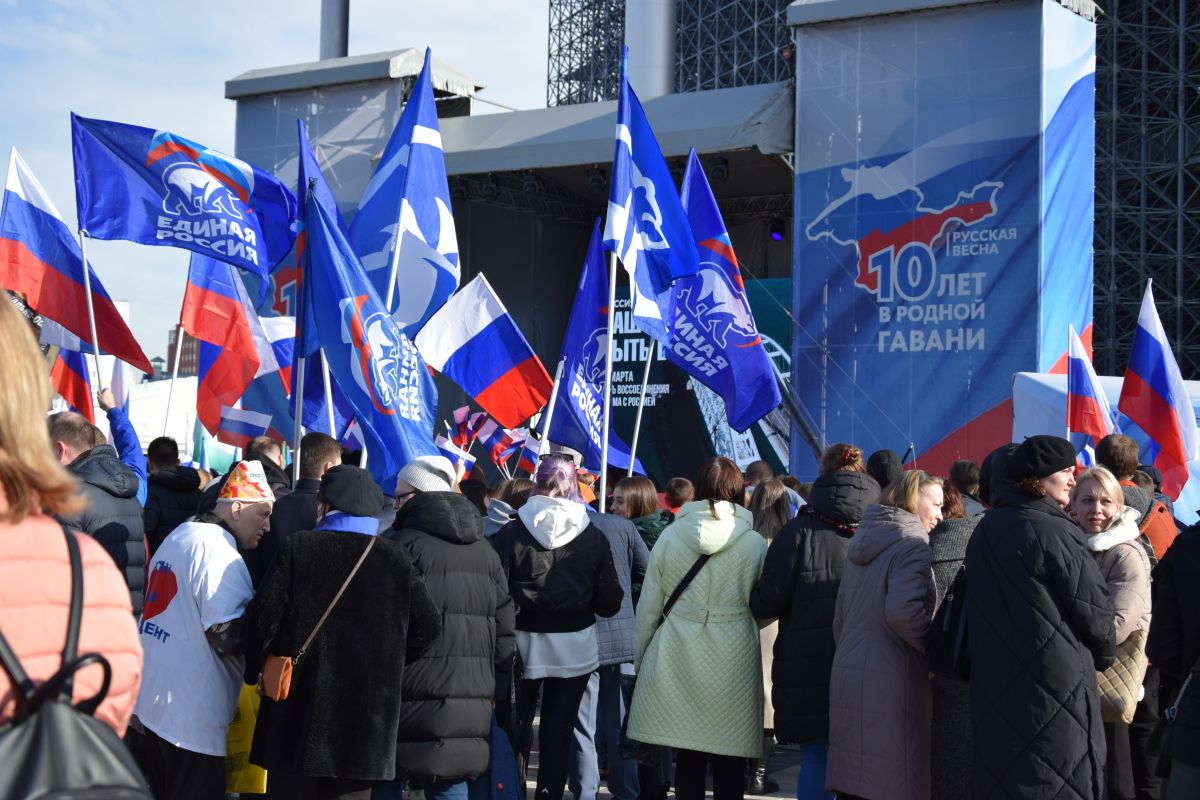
[396, 455, 456, 493]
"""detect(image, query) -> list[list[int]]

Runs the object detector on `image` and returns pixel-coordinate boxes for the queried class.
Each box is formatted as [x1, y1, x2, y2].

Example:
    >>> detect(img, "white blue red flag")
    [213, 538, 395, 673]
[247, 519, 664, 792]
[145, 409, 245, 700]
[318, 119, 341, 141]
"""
[1118, 281, 1199, 497]
[218, 406, 272, 449]
[71, 114, 296, 295]
[50, 346, 94, 423]
[674, 150, 781, 431]
[349, 48, 459, 337]
[516, 436, 540, 475]
[547, 220, 643, 474]
[0, 148, 151, 374]
[476, 417, 515, 467]
[436, 434, 476, 474]
[416, 273, 552, 428]
[302, 184, 438, 485]
[602, 49, 700, 343]
[182, 254, 260, 437]
[499, 428, 528, 463]
[1066, 324, 1113, 465]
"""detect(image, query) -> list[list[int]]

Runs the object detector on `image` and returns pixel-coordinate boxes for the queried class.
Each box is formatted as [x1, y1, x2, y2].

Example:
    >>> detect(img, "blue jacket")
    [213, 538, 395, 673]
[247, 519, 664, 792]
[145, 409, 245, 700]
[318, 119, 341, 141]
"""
[588, 511, 649, 665]
[106, 406, 146, 507]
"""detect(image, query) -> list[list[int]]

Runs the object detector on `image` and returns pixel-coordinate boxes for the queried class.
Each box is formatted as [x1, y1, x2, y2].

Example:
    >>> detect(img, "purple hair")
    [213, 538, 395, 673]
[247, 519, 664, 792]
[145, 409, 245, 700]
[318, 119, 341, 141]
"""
[533, 454, 584, 503]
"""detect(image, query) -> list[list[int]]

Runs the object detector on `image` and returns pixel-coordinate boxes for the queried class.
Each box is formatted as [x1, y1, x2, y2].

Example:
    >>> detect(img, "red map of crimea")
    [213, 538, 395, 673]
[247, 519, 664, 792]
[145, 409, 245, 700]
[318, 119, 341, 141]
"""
[853, 182, 1002, 293]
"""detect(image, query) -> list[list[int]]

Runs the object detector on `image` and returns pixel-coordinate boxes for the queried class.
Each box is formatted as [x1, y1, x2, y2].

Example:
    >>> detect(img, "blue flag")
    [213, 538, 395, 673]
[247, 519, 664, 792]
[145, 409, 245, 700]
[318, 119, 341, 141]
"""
[303, 186, 438, 485]
[348, 47, 460, 337]
[602, 50, 699, 344]
[675, 150, 781, 432]
[546, 220, 643, 474]
[291, 120, 356, 439]
[71, 113, 296, 296]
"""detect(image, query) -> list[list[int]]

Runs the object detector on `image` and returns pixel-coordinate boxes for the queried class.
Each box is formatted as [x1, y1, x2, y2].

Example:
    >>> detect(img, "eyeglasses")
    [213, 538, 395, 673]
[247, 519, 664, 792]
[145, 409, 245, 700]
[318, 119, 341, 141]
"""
[393, 489, 418, 507]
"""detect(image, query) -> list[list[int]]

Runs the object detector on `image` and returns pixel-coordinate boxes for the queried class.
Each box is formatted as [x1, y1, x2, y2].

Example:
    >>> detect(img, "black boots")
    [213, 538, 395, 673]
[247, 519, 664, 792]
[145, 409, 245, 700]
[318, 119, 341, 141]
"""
[746, 734, 779, 794]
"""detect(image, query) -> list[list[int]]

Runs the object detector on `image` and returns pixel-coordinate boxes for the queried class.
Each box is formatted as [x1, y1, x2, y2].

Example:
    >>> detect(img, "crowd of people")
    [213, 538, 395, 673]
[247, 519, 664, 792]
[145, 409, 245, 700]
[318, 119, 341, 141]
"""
[1, 293, 1200, 800]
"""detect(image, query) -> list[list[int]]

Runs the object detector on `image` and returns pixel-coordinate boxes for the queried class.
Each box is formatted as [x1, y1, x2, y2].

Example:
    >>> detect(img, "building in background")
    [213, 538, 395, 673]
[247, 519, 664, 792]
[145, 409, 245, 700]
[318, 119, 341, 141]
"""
[166, 325, 199, 377]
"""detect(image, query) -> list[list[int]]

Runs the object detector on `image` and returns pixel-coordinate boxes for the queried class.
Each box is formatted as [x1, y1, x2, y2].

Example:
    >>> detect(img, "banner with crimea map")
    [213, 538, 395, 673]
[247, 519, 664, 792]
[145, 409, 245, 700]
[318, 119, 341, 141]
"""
[790, 0, 1095, 478]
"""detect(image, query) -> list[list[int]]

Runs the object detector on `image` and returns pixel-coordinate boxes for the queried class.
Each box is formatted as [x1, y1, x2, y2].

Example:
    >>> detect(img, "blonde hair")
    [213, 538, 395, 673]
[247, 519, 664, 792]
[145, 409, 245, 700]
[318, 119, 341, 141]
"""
[1069, 466, 1124, 510]
[0, 300, 84, 522]
[819, 443, 866, 475]
[878, 469, 940, 515]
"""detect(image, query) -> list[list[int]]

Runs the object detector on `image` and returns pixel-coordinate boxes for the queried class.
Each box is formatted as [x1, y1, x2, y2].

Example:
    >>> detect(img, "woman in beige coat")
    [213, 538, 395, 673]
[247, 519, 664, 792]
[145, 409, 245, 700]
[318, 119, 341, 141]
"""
[1071, 466, 1152, 800]
[826, 470, 941, 800]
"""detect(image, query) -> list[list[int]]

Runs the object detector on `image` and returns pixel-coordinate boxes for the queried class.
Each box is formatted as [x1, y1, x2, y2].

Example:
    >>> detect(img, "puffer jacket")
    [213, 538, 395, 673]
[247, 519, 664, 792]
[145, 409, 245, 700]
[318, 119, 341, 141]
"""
[1086, 507, 1152, 645]
[60, 445, 147, 615]
[626, 500, 768, 759]
[0, 514, 142, 735]
[965, 483, 1115, 800]
[1148, 527, 1200, 764]
[748, 470, 878, 743]
[588, 511, 648, 665]
[144, 466, 203, 552]
[385, 492, 516, 785]
[827, 504, 935, 800]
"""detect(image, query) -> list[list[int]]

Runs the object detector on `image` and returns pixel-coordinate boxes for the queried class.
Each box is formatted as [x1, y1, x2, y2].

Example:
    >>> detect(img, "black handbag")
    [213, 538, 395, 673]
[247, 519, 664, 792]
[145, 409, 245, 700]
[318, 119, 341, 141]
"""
[927, 563, 970, 681]
[0, 526, 152, 799]
[619, 553, 712, 766]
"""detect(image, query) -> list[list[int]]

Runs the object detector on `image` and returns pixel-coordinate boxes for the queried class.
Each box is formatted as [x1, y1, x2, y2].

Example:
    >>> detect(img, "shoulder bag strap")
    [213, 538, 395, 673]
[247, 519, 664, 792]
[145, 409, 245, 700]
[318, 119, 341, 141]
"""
[0, 622, 33, 712]
[295, 536, 376, 663]
[660, 554, 711, 623]
[59, 525, 84, 700]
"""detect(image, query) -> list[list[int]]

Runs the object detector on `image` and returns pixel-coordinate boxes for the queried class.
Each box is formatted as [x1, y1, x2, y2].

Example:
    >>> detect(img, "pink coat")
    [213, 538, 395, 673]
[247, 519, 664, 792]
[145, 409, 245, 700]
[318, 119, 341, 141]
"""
[0, 514, 143, 735]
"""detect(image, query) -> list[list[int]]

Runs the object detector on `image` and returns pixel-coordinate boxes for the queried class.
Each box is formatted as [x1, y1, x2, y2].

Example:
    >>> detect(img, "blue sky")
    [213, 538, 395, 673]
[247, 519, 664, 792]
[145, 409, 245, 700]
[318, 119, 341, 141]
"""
[0, 0, 548, 360]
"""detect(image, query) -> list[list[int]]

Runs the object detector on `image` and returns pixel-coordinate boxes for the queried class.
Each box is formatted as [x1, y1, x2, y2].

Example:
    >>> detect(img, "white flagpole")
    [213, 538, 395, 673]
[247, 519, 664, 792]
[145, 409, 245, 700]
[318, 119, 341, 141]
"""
[320, 348, 336, 435]
[538, 358, 566, 457]
[360, 440, 368, 470]
[599, 251, 619, 513]
[163, 310, 186, 436]
[383, 221, 404, 313]
[291, 354, 307, 484]
[626, 337, 656, 477]
[76, 230, 106, 392]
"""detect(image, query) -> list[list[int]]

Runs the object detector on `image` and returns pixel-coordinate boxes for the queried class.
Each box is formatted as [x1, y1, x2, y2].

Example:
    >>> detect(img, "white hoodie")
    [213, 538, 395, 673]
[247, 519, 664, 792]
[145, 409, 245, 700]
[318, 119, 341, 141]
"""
[515, 494, 600, 678]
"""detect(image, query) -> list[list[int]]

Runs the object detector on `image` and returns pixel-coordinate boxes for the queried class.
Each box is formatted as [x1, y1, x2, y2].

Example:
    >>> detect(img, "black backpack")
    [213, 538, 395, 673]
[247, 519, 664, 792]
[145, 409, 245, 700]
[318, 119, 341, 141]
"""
[927, 563, 970, 681]
[0, 526, 152, 799]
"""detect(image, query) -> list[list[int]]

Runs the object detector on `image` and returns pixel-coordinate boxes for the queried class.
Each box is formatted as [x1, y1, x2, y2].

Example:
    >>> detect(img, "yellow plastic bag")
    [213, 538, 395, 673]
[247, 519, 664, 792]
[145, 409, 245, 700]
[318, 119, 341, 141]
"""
[226, 683, 268, 794]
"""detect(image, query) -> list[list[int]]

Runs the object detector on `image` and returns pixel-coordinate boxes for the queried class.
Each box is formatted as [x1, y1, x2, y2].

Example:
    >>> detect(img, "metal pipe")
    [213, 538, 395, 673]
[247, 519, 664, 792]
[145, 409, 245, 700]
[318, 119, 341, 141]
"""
[319, 0, 349, 60]
[624, 0, 676, 98]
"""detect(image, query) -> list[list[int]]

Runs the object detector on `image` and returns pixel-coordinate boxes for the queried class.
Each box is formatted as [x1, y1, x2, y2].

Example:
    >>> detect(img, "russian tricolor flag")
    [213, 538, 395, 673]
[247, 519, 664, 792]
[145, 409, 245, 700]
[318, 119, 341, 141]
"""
[436, 434, 476, 474]
[1118, 281, 1199, 498]
[218, 405, 272, 449]
[1067, 324, 1113, 465]
[415, 274, 552, 428]
[50, 346, 95, 423]
[0, 148, 151, 374]
[476, 417, 516, 466]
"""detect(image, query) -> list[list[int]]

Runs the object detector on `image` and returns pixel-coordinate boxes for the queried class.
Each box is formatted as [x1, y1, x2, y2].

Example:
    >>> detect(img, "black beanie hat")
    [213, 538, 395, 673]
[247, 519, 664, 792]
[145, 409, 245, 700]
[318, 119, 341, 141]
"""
[867, 449, 904, 490]
[1007, 435, 1077, 481]
[319, 465, 384, 517]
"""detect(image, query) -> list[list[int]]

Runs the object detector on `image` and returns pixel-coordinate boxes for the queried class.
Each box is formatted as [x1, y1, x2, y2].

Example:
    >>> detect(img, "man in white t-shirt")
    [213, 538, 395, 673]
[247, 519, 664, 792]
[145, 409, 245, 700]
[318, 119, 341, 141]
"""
[127, 460, 275, 800]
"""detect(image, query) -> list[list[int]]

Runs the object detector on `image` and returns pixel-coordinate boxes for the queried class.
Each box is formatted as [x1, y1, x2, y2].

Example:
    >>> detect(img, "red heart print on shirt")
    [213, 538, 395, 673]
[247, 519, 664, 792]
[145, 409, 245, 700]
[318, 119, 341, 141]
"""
[143, 563, 178, 621]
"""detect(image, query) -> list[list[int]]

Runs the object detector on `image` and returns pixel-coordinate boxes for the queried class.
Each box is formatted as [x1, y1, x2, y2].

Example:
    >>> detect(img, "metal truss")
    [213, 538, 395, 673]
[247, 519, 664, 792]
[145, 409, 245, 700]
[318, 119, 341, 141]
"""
[676, 0, 792, 92]
[547, 0, 625, 106]
[451, 172, 596, 222]
[1094, 0, 1200, 377]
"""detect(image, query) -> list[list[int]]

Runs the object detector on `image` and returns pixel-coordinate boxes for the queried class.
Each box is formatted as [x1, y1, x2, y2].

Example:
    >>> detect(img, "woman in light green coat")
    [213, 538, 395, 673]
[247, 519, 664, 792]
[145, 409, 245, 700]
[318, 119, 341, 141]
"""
[627, 457, 769, 800]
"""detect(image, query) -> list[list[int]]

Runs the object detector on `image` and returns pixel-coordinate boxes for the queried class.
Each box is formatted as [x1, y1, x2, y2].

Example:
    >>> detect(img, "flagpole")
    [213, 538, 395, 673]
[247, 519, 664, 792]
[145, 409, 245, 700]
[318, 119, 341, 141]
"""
[291, 354, 306, 484]
[360, 440, 368, 470]
[163, 303, 186, 436]
[383, 224, 403, 314]
[599, 252, 619, 513]
[76, 230, 106, 393]
[626, 338, 656, 477]
[320, 348, 336, 434]
[539, 357, 566, 457]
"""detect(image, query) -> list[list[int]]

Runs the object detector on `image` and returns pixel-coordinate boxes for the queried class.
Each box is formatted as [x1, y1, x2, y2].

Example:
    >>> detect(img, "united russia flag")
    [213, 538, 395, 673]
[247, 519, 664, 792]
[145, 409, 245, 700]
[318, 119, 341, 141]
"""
[0, 148, 151, 374]
[1118, 281, 1199, 497]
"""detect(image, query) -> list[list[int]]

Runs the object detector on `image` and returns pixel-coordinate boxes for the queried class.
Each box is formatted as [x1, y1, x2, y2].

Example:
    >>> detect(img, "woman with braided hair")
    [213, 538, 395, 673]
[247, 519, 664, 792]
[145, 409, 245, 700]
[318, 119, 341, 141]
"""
[749, 444, 880, 800]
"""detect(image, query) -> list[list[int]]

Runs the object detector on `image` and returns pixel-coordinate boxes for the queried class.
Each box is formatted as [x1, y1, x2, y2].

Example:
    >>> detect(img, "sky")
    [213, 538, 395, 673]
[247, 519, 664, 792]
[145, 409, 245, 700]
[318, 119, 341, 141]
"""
[0, 0, 549, 361]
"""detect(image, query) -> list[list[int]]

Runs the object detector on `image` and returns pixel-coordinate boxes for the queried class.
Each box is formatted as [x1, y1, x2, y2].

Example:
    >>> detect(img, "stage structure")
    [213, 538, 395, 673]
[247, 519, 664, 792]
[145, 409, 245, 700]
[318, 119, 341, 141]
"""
[1094, 0, 1200, 378]
[789, 0, 1097, 477]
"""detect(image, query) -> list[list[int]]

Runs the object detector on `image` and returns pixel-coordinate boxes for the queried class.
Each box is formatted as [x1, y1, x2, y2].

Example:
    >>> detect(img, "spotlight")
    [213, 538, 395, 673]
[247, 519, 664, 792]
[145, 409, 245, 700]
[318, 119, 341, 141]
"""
[710, 156, 730, 182]
[587, 165, 607, 192]
[450, 178, 469, 201]
[769, 218, 786, 241]
[523, 171, 543, 194]
[480, 174, 499, 200]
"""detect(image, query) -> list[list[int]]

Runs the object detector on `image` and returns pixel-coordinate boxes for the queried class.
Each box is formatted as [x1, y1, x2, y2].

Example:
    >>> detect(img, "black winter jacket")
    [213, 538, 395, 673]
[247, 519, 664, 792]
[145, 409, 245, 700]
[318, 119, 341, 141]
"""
[1148, 526, 1200, 764]
[749, 470, 878, 743]
[384, 492, 516, 785]
[60, 445, 147, 616]
[245, 477, 321, 586]
[965, 486, 1116, 800]
[242, 530, 442, 781]
[491, 511, 623, 633]
[143, 467, 203, 552]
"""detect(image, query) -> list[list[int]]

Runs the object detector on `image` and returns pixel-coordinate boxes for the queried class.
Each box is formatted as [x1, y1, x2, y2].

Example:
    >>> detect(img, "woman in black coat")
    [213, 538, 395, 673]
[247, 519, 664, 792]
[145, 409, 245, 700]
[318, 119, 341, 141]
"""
[242, 466, 443, 800]
[964, 436, 1116, 799]
[748, 443, 879, 800]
